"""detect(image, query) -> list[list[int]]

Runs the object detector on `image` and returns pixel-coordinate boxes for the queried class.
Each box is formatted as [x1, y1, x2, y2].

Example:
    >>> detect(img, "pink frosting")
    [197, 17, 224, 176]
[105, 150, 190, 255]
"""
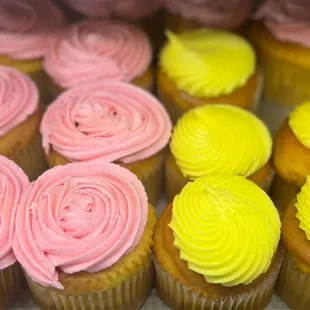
[0, 66, 38, 136]
[0, 156, 29, 270]
[0, 0, 67, 60]
[12, 162, 148, 289]
[43, 20, 152, 89]
[255, 0, 310, 47]
[60, 0, 162, 20]
[40, 81, 172, 164]
[164, 0, 254, 29]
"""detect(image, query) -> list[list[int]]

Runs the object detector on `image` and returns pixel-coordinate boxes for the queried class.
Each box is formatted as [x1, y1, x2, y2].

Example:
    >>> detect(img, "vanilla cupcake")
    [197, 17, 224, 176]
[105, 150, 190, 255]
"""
[0, 156, 29, 309]
[13, 162, 157, 310]
[44, 19, 154, 95]
[0, 66, 47, 180]
[271, 101, 310, 215]
[166, 104, 272, 202]
[40, 81, 171, 205]
[0, 0, 67, 104]
[158, 28, 261, 123]
[154, 174, 283, 310]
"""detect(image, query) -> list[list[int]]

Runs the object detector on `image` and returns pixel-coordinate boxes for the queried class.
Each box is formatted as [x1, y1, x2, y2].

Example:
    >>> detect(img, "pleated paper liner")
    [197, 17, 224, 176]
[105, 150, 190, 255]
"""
[276, 251, 310, 309]
[154, 248, 284, 310]
[0, 262, 27, 309]
[48, 149, 166, 206]
[26, 204, 157, 310]
[157, 69, 262, 124]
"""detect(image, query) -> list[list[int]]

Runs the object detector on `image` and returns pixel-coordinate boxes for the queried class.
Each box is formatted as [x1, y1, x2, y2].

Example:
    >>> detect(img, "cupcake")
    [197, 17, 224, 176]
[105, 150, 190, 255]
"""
[12, 162, 157, 310]
[0, 0, 67, 104]
[277, 177, 310, 309]
[163, 0, 254, 33]
[249, 0, 310, 134]
[0, 66, 47, 180]
[166, 104, 273, 202]
[0, 156, 29, 309]
[40, 81, 172, 205]
[44, 19, 154, 95]
[157, 28, 261, 123]
[271, 101, 310, 215]
[154, 174, 283, 310]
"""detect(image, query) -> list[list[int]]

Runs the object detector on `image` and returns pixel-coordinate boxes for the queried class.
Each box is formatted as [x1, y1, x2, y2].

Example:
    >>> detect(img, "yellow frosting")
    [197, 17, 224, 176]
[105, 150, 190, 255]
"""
[170, 174, 281, 287]
[289, 101, 310, 149]
[159, 28, 256, 98]
[170, 104, 272, 180]
[296, 176, 310, 240]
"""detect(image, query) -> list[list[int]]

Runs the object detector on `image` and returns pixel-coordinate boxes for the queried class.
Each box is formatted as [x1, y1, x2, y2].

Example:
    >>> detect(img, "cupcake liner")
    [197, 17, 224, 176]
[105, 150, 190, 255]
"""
[154, 248, 283, 310]
[276, 251, 310, 309]
[164, 12, 202, 33]
[0, 263, 27, 309]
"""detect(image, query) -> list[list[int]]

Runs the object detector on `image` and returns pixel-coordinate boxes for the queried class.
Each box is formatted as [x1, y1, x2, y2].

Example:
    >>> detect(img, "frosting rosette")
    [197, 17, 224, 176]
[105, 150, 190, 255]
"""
[40, 81, 171, 164]
[170, 104, 272, 180]
[60, 0, 162, 20]
[44, 19, 152, 89]
[164, 0, 254, 29]
[12, 162, 148, 289]
[0, 156, 29, 270]
[0, 66, 38, 136]
[0, 0, 67, 60]
[255, 0, 310, 47]
[170, 174, 281, 286]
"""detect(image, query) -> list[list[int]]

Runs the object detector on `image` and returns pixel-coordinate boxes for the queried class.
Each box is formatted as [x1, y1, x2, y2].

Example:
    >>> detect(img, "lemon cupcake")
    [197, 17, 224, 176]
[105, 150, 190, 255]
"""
[271, 101, 310, 215]
[166, 104, 273, 202]
[0, 0, 67, 104]
[277, 177, 310, 309]
[44, 19, 154, 96]
[40, 81, 171, 205]
[154, 174, 283, 310]
[158, 28, 261, 123]
[13, 162, 156, 310]
[249, 0, 310, 134]
[0, 156, 29, 309]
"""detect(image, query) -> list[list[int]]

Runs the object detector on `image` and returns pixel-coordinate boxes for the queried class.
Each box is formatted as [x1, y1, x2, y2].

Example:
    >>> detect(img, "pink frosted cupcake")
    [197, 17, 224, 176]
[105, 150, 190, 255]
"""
[13, 162, 157, 310]
[44, 19, 154, 95]
[0, 0, 67, 103]
[40, 81, 172, 204]
[163, 0, 255, 32]
[0, 156, 29, 309]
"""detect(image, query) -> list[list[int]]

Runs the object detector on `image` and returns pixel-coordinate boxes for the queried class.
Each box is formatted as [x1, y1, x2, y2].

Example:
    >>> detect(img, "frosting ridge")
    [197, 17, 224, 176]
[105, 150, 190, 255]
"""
[160, 29, 256, 98]
[170, 174, 281, 286]
[170, 104, 272, 180]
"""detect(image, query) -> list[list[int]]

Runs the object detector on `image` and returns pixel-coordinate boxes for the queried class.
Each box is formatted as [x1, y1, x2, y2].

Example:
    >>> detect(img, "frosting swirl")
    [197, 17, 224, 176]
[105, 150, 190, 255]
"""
[255, 0, 310, 47]
[60, 0, 162, 20]
[0, 156, 29, 270]
[41, 81, 171, 164]
[170, 174, 281, 286]
[12, 162, 148, 289]
[289, 101, 310, 149]
[44, 20, 152, 89]
[171, 104, 272, 180]
[164, 0, 254, 29]
[160, 29, 256, 98]
[0, 0, 67, 60]
[0, 66, 39, 136]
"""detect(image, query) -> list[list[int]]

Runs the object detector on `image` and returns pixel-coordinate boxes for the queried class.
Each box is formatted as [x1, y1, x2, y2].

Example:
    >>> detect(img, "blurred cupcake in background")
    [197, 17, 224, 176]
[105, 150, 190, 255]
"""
[0, 156, 29, 309]
[44, 19, 154, 95]
[0, 0, 67, 104]
[158, 28, 262, 123]
[249, 0, 310, 135]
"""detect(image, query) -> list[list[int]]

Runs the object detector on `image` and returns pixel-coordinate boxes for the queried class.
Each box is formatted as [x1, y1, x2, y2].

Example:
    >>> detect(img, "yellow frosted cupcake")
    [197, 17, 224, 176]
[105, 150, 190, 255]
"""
[271, 101, 310, 215]
[157, 28, 261, 123]
[13, 162, 157, 310]
[166, 104, 273, 202]
[154, 174, 283, 310]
